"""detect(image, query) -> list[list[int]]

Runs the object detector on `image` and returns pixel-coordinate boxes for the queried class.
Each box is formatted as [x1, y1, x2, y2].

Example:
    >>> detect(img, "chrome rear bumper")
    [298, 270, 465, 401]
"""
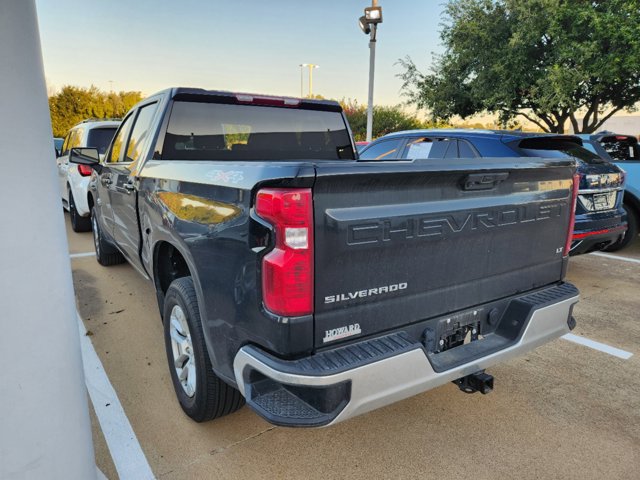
[234, 285, 579, 427]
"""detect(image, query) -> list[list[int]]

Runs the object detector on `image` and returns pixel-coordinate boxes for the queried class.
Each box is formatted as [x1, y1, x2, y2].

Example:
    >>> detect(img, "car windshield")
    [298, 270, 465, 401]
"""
[515, 138, 605, 164]
[87, 127, 118, 155]
[163, 101, 355, 161]
[599, 135, 640, 161]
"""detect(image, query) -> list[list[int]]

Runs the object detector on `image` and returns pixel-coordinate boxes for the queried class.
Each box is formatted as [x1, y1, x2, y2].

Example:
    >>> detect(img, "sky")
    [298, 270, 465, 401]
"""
[35, 0, 446, 106]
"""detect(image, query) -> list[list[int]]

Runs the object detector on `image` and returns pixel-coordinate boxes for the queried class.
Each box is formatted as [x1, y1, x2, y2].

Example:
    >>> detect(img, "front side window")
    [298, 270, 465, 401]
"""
[359, 139, 403, 160]
[66, 128, 84, 153]
[107, 114, 134, 163]
[162, 101, 354, 161]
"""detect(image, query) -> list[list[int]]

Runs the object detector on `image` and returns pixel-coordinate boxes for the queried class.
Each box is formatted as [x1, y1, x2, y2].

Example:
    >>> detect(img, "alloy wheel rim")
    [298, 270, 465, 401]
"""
[169, 305, 196, 397]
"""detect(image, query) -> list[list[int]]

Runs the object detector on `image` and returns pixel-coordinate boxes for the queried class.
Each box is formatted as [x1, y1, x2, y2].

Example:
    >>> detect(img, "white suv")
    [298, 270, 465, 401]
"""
[57, 119, 120, 231]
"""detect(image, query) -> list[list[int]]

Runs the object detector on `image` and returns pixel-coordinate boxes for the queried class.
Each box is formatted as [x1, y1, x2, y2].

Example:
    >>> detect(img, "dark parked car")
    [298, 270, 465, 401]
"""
[359, 129, 627, 255]
[576, 132, 639, 250]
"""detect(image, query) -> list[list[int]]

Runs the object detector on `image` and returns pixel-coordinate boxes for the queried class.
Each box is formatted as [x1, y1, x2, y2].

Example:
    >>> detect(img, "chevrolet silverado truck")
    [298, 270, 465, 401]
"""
[70, 88, 580, 427]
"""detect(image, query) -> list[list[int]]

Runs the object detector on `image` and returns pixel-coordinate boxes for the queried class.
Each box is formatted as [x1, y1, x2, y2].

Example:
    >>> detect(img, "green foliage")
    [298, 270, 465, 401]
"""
[49, 85, 143, 137]
[341, 99, 448, 141]
[398, 0, 640, 133]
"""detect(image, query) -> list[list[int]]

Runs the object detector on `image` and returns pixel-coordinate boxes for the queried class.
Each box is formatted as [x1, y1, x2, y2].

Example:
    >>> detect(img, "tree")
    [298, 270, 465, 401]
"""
[341, 99, 447, 141]
[398, 0, 640, 133]
[49, 85, 143, 137]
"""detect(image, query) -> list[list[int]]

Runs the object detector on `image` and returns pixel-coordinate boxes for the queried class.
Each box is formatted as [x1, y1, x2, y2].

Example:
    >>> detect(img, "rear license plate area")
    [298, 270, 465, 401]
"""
[592, 193, 611, 210]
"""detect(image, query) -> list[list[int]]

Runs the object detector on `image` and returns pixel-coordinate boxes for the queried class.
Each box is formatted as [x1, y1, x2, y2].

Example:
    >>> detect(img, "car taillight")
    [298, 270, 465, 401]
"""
[255, 188, 313, 316]
[563, 174, 581, 256]
[77, 164, 93, 177]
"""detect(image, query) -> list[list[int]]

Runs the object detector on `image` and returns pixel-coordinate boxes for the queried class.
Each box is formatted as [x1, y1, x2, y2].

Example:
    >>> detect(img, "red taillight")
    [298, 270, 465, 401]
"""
[77, 164, 93, 177]
[256, 188, 313, 316]
[563, 174, 581, 256]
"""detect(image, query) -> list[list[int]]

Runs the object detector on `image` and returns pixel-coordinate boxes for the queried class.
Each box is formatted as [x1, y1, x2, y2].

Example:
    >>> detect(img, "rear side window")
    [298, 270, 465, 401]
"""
[430, 138, 457, 158]
[86, 127, 117, 156]
[516, 138, 604, 164]
[162, 102, 355, 160]
[360, 139, 403, 160]
[458, 140, 477, 158]
[404, 138, 433, 158]
[599, 136, 640, 161]
[401, 137, 462, 159]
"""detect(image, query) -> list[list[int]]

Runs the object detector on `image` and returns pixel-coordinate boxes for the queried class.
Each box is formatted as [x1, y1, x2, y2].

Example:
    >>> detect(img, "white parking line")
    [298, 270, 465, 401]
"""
[590, 252, 640, 265]
[77, 312, 155, 479]
[562, 333, 633, 360]
[70, 251, 95, 258]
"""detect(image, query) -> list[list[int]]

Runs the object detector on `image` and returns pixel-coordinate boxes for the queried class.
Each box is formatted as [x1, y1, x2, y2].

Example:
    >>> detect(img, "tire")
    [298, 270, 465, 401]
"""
[604, 204, 638, 252]
[69, 188, 91, 232]
[163, 276, 244, 422]
[91, 207, 125, 266]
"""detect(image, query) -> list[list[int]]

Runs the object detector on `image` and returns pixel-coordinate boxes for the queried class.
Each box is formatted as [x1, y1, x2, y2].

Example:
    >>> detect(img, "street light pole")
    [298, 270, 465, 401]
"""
[359, 1, 382, 142]
[366, 24, 377, 142]
[300, 63, 319, 98]
[299, 64, 304, 97]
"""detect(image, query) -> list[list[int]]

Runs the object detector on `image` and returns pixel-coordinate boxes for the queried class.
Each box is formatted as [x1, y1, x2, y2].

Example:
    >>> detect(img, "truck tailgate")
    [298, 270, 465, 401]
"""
[313, 158, 575, 348]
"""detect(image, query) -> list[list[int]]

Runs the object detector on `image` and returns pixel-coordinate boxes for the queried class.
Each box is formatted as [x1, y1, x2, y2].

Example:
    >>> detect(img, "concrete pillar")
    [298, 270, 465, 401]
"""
[0, 1, 97, 479]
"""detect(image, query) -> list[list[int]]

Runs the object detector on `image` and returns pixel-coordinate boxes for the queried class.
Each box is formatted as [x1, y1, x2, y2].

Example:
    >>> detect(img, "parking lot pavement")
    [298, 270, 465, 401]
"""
[65, 215, 639, 479]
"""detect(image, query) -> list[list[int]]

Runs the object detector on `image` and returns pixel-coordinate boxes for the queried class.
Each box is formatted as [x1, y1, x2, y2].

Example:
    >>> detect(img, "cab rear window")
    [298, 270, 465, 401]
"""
[87, 127, 117, 155]
[162, 101, 355, 161]
[599, 136, 640, 161]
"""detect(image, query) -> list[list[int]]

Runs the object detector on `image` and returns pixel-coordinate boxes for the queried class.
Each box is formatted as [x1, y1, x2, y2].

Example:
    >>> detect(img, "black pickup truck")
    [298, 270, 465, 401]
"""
[71, 88, 580, 427]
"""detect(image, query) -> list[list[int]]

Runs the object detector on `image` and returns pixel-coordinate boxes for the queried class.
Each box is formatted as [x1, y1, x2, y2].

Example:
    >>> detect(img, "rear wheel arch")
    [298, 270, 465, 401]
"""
[153, 240, 227, 383]
[153, 240, 200, 312]
[623, 191, 640, 221]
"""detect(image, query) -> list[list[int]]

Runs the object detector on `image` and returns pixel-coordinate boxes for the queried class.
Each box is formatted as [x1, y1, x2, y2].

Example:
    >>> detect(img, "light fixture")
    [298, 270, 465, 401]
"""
[358, 15, 371, 34]
[364, 6, 383, 24]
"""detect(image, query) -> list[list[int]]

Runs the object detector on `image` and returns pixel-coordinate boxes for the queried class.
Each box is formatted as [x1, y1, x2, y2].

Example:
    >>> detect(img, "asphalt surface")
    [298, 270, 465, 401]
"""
[64, 213, 639, 480]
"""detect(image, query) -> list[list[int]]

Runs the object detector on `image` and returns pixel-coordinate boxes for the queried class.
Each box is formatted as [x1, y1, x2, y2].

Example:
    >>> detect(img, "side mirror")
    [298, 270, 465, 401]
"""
[69, 147, 102, 174]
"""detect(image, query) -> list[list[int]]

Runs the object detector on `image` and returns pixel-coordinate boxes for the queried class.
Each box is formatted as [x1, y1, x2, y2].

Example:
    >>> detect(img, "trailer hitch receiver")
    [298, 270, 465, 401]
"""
[454, 371, 494, 394]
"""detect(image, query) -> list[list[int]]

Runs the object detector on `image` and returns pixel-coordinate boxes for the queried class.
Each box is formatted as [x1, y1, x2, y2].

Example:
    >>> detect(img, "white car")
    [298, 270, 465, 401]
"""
[57, 120, 120, 231]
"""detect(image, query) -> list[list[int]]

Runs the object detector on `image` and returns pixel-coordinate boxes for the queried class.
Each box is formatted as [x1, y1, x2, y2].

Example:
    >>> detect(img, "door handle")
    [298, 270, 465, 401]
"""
[124, 182, 135, 192]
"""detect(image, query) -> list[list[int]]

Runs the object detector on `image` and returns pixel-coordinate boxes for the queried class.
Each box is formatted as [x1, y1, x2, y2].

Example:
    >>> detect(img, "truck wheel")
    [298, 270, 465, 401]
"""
[604, 204, 638, 252]
[91, 207, 125, 266]
[163, 276, 245, 422]
[69, 188, 91, 232]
